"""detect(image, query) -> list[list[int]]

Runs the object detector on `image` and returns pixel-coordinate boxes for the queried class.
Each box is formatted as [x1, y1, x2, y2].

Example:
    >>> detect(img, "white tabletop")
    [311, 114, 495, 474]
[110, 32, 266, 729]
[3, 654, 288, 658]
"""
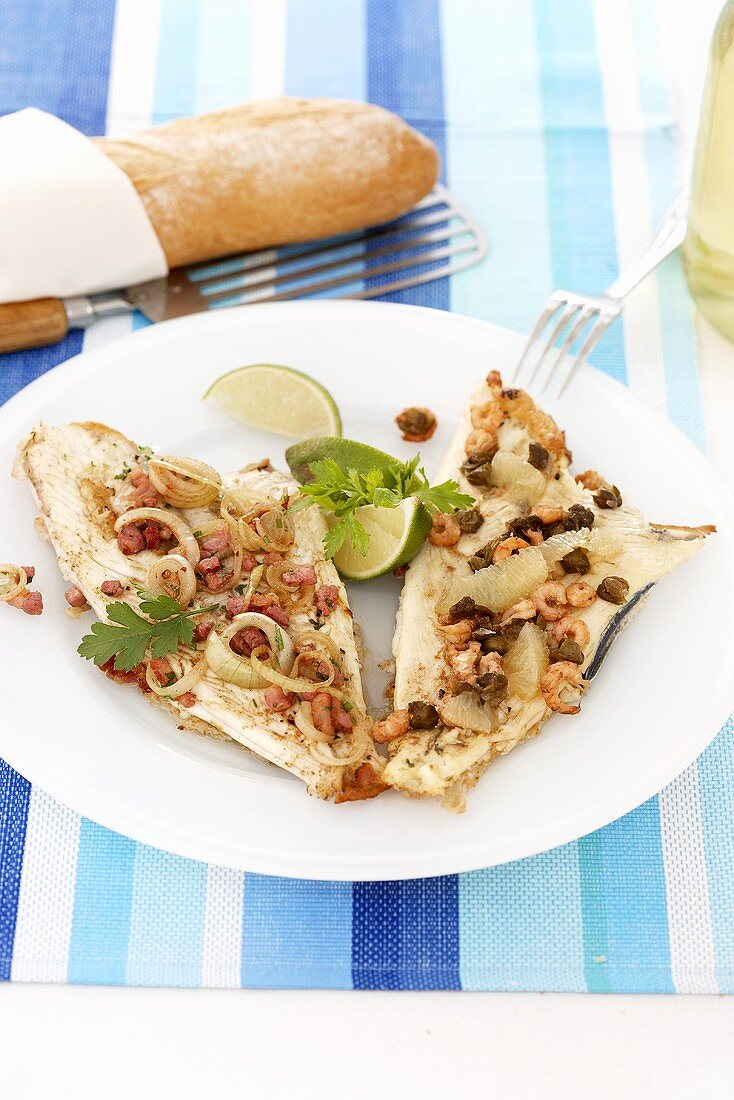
[3, 3, 734, 1097]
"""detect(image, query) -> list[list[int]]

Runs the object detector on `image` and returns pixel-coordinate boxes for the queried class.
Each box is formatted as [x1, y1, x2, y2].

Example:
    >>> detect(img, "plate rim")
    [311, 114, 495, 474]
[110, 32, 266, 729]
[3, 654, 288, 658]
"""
[1, 298, 733, 880]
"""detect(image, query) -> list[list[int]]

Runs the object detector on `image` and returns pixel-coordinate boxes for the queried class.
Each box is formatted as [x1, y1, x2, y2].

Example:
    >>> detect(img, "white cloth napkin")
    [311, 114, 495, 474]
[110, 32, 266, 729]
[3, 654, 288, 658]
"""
[0, 108, 167, 303]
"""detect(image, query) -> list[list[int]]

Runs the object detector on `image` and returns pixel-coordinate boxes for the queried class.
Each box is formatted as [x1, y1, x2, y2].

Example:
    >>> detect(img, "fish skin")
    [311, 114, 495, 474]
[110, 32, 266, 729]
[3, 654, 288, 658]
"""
[14, 422, 380, 801]
[385, 379, 713, 810]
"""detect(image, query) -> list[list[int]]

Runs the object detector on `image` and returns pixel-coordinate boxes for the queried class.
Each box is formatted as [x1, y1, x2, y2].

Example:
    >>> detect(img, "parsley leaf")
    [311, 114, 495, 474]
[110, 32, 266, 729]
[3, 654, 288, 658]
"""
[78, 594, 219, 672]
[290, 450, 475, 558]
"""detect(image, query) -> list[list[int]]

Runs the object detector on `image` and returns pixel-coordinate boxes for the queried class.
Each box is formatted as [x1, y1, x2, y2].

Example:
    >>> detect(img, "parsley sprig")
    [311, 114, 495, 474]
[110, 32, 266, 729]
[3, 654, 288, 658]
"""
[78, 589, 219, 672]
[291, 455, 474, 558]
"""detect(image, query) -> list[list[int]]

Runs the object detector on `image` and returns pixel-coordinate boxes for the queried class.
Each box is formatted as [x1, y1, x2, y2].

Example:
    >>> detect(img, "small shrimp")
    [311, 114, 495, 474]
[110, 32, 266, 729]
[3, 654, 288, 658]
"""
[478, 651, 504, 678]
[549, 615, 590, 649]
[310, 692, 335, 738]
[566, 581, 596, 608]
[470, 400, 504, 434]
[465, 428, 497, 456]
[525, 528, 544, 546]
[541, 661, 584, 714]
[575, 469, 604, 491]
[492, 536, 529, 563]
[532, 581, 568, 621]
[440, 619, 474, 644]
[429, 512, 462, 547]
[372, 709, 411, 744]
[535, 506, 564, 525]
[446, 641, 481, 683]
[486, 370, 503, 388]
[500, 598, 536, 626]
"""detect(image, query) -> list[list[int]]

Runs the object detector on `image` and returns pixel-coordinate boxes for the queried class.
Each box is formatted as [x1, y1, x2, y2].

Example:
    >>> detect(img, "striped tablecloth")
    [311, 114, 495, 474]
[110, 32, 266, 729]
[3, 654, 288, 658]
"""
[2, 0, 733, 994]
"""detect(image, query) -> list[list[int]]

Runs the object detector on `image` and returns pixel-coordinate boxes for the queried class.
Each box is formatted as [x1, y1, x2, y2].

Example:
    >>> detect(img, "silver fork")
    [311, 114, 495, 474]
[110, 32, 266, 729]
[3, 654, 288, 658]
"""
[512, 189, 689, 395]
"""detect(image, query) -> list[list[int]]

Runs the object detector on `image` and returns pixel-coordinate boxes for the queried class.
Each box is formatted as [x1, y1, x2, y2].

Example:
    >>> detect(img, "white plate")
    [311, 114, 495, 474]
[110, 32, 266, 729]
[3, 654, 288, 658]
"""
[1, 301, 733, 880]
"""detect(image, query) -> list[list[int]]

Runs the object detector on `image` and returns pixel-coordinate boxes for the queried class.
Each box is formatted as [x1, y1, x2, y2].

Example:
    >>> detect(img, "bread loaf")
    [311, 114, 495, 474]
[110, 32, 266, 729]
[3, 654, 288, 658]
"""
[95, 97, 440, 268]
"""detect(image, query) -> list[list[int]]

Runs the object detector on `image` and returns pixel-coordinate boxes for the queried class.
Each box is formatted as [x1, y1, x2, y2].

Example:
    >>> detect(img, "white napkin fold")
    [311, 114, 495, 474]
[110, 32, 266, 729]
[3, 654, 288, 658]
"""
[0, 108, 168, 303]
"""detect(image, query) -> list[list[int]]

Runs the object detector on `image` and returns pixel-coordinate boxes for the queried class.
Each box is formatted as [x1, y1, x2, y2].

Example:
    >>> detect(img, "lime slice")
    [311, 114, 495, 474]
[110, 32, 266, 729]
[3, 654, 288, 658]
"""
[333, 497, 432, 581]
[203, 364, 341, 439]
[286, 436, 401, 484]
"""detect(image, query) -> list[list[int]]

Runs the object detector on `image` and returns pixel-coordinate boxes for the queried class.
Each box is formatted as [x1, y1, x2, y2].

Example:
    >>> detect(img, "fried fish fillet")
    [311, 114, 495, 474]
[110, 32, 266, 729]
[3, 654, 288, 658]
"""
[382, 374, 714, 810]
[15, 422, 384, 803]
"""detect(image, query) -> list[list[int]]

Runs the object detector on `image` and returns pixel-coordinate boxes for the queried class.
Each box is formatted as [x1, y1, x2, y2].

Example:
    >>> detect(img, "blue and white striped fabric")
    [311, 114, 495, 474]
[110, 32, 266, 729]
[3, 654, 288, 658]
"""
[2, 0, 733, 993]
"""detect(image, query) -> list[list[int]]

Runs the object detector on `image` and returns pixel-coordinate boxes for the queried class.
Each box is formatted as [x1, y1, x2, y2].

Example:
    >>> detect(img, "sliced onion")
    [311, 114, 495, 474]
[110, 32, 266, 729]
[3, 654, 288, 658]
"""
[221, 613, 295, 672]
[148, 456, 222, 508]
[240, 564, 265, 605]
[114, 508, 200, 567]
[146, 554, 197, 608]
[265, 560, 300, 594]
[294, 701, 333, 743]
[145, 655, 207, 699]
[254, 508, 294, 552]
[291, 652, 336, 688]
[0, 564, 28, 603]
[205, 629, 269, 689]
[310, 728, 372, 768]
[249, 650, 344, 700]
[295, 629, 344, 664]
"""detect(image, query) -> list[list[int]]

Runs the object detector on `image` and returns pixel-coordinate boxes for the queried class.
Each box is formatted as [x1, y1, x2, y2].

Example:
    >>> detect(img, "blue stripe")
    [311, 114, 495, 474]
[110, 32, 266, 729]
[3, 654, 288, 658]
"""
[535, 0, 626, 384]
[366, 0, 449, 308]
[125, 846, 208, 987]
[152, 0, 201, 123]
[241, 875, 353, 989]
[697, 721, 734, 993]
[579, 800, 674, 993]
[353, 877, 460, 989]
[67, 820, 136, 985]
[0, 763, 31, 980]
[459, 845, 586, 992]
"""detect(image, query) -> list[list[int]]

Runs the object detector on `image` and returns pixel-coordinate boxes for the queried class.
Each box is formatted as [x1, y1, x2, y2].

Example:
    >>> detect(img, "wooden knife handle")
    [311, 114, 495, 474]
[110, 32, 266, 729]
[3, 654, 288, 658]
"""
[0, 298, 68, 355]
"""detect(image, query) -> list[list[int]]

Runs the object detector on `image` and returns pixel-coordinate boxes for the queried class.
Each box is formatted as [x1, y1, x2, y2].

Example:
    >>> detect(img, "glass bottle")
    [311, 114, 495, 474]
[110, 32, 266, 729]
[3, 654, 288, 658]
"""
[683, 1, 734, 341]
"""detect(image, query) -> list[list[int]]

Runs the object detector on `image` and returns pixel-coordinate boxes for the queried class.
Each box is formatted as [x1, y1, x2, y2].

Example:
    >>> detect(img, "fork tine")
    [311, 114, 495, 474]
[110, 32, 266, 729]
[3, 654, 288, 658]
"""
[556, 314, 614, 396]
[511, 299, 564, 383]
[539, 306, 598, 393]
[525, 302, 584, 390]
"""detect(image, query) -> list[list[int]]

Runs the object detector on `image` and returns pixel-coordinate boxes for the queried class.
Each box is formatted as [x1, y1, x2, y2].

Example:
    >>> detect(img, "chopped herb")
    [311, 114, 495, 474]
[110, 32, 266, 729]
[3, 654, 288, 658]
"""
[138, 445, 154, 459]
[342, 700, 353, 712]
[193, 530, 203, 539]
[274, 626, 284, 652]
[165, 672, 176, 687]
[235, 584, 247, 595]
[114, 462, 131, 482]
[308, 618, 325, 630]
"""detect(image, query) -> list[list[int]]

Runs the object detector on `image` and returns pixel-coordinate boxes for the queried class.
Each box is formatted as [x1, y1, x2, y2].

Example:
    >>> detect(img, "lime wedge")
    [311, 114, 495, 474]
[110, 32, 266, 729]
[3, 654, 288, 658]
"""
[333, 497, 432, 581]
[203, 364, 341, 439]
[286, 436, 401, 484]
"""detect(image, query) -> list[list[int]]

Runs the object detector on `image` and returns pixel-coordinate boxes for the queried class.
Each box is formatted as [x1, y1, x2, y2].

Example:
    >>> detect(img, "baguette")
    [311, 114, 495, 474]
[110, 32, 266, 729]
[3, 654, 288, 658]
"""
[95, 97, 440, 268]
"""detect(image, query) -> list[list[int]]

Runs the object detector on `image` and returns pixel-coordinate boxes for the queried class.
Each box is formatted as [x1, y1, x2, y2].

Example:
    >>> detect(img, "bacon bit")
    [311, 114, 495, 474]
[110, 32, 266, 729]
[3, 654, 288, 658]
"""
[128, 470, 160, 508]
[9, 590, 43, 615]
[193, 621, 214, 643]
[333, 704, 353, 731]
[262, 551, 282, 565]
[242, 553, 259, 573]
[64, 586, 88, 609]
[300, 690, 318, 701]
[395, 406, 438, 442]
[486, 370, 502, 387]
[117, 523, 145, 555]
[149, 657, 172, 685]
[99, 657, 140, 684]
[225, 596, 246, 618]
[315, 584, 339, 617]
[248, 592, 290, 627]
[282, 565, 317, 587]
[22, 565, 36, 581]
[198, 555, 221, 575]
[393, 565, 408, 578]
[101, 579, 124, 597]
[200, 529, 228, 555]
[159, 526, 173, 541]
[262, 603, 289, 627]
[143, 522, 161, 550]
[204, 570, 228, 591]
[335, 762, 388, 803]
[230, 627, 269, 656]
[178, 692, 197, 708]
[264, 685, 296, 712]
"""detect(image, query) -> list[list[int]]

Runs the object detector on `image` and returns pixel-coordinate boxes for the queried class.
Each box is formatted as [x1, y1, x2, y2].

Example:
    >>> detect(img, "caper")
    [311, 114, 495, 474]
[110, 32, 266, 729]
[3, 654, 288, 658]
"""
[500, 618, 526, 642]
[475, 613, 501, 631]
[528, 442, 550, 471]
[550, 638, 584, 664]
[455, 508, 484, 533]
[453, 680, 474, 695]
[511, 514, 544, 538]
[596, 575, 629, 604]
[448, 596, 476, 622]
[468, 538, 502, 572]
[476, 671, 509, 702]
[564, 504, 595, 531]
[478, 632, 509, 655]
[593, 485, 622, 510]
[396, 407, 437, 438]
[408, 700, 439, 730]
[561, 548, 590, 574]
